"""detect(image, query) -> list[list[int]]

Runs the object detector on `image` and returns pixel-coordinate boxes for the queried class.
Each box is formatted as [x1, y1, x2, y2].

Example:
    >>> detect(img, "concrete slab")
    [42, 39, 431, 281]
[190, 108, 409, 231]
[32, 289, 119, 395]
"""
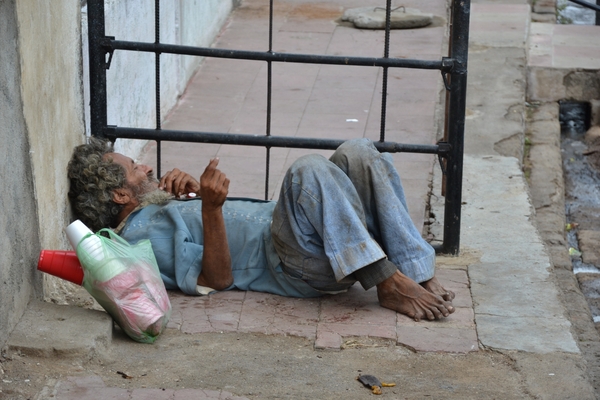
[5, 301, 112, 358]
[476, 315, 579, 353]
[461, 155, 579, 353]
[527, 22, 600, 102]
[470, 3, 531, 48]
[464, 46, 528, 158]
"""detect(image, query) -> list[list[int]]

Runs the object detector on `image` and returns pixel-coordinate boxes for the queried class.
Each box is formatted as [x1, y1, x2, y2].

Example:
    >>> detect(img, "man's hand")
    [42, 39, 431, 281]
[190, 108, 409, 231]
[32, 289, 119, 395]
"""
[159, 168, 200, 197]
[199, 158, 229, 210]
[197, 158, 233, 291]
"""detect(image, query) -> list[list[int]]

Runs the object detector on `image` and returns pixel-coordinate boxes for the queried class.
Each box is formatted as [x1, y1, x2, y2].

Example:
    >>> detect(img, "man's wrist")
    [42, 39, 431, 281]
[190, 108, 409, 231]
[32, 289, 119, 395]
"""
[202, 204, 223, 214]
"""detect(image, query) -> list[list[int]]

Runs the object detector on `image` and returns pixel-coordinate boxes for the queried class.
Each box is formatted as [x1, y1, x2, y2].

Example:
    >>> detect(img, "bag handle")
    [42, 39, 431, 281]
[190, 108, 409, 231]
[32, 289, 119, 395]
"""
[97, 228, 131, 247]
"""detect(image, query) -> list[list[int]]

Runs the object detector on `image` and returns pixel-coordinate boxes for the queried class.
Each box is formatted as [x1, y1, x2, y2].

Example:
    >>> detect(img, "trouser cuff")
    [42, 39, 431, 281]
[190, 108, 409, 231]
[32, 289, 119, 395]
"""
[354, 258, 397, 290]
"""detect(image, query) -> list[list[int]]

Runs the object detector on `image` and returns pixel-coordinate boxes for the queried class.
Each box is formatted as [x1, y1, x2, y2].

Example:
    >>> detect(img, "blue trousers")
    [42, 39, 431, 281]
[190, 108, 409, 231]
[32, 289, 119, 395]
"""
[272, 139, 435, 292]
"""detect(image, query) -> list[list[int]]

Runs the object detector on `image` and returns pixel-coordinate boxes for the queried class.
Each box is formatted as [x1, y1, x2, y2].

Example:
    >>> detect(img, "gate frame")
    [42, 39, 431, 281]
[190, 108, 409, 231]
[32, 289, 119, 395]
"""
[86, 0, 470, 255]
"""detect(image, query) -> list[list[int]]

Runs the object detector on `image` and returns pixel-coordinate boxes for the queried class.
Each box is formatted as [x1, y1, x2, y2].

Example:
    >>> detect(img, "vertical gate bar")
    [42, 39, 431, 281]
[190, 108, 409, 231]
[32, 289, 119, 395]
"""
[265, 56, 272, 199]
[440, 0, 455, 198]
[265, 53, 272, 202]
[379, 0, 393, 142]
[442, 0, 470, 255]
[155, 0, 162, 178]
[380, 65, 388, 142]
[264, 0, 275, 200]
[267, 0, 274, 136]
[87, 0, 108, 138]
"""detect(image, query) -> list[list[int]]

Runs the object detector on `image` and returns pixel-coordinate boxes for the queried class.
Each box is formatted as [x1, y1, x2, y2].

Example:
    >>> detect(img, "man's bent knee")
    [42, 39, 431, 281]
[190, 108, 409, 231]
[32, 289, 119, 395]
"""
[286, 154, 338, 181]
[334, 138, 374, 158]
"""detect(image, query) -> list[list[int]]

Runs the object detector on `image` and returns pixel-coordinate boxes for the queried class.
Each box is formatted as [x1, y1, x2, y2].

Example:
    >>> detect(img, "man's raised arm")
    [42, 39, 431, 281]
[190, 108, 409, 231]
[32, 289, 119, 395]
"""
[196, 158, 233, 290]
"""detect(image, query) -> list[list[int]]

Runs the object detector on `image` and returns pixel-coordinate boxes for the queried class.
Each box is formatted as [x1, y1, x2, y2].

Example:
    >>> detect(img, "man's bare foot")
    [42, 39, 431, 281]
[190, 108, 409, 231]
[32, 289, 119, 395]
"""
[420, 276, 455, 302]
[376, 272, 455, 321]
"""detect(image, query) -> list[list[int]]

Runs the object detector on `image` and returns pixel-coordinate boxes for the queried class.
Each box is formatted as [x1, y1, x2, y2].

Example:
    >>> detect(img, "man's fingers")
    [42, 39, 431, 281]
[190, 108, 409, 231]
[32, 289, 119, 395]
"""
[163, 169, 183, 194]
[200, 158, 221, 184]
[174, 173, 199, 196]
[215, 173, 229, 189]
[171, 173, 184, 195]
[201, 159, 227, 187]
[203, 158, 219, 173]
[159, 169, 176, 193]
[198, 158, 229, 208]
[205, 173, 229, 196]
[160, 168, 200, 195]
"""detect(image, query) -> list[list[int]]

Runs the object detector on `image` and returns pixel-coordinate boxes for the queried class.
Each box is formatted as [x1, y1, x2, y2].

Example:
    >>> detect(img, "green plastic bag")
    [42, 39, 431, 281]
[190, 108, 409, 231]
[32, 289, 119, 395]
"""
[76, 229, 171, 343]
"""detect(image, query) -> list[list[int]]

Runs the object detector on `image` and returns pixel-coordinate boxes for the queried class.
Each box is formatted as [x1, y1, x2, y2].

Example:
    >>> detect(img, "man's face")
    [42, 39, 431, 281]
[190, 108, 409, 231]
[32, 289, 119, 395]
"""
[108, 153, 159, 197]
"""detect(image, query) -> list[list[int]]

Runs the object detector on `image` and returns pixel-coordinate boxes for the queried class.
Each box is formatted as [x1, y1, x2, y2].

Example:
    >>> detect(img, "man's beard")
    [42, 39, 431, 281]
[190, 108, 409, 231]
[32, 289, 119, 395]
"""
[128, 172, 174, 206]
[139, 189, 174, 206]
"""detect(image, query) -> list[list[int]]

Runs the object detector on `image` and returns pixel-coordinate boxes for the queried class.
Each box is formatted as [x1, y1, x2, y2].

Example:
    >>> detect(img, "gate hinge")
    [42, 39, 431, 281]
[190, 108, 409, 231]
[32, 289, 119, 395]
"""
[440, 57, 454, 91]
[101, 36, 115, 70]
[104, 125, 117, 142]
[436, 141, 452, 175]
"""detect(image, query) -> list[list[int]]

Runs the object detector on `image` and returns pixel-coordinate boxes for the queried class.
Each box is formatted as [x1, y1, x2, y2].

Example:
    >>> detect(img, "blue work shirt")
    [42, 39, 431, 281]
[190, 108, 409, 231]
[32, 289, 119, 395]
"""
[118, 198, 324, 298]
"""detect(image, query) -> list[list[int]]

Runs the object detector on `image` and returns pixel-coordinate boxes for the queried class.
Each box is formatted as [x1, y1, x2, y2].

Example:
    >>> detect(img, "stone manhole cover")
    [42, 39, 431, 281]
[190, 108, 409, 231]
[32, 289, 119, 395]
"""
[341, 6, 433, 29]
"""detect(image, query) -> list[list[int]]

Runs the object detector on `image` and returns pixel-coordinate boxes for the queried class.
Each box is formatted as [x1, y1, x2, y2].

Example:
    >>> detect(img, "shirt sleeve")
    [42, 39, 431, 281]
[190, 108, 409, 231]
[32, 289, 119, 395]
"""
[171, 229, 204, 295]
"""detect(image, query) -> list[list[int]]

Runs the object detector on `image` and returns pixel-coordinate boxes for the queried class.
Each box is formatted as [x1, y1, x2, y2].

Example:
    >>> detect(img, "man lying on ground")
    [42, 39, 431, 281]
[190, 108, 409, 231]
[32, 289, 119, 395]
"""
[68, 138, 455, 321]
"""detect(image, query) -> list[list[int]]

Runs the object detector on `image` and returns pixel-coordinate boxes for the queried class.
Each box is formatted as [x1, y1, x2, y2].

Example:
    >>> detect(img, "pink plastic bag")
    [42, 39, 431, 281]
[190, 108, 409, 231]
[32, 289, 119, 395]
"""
[77, 229, 171, 343]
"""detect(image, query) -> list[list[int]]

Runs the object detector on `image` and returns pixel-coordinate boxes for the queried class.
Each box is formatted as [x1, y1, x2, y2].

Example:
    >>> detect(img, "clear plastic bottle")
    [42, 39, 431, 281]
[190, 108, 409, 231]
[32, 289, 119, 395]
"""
[65, 220, 125, 281]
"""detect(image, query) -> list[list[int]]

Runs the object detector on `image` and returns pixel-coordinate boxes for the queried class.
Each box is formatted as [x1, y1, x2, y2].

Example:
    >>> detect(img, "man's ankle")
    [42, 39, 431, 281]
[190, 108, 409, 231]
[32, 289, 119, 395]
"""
[355, 258, 397, 290]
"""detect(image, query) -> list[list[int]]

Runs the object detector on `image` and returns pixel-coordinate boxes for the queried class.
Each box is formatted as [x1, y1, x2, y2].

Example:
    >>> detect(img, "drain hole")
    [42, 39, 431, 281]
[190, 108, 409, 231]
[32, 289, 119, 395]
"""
[559, 100, 591, 137]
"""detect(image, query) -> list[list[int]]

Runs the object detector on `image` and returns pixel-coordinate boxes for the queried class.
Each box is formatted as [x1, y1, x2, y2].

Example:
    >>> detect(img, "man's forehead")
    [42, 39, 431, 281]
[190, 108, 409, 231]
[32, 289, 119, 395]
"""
[105, 152, 133, 168]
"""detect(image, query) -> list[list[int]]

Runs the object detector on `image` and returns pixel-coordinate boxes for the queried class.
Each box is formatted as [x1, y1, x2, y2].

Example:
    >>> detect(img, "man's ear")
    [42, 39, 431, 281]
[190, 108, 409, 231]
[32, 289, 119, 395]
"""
[111, 187, 133, 205]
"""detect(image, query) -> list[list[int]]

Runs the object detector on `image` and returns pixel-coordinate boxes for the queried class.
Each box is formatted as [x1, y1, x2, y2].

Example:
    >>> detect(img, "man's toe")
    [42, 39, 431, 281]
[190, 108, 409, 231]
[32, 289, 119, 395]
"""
[426, 309, 437, 320]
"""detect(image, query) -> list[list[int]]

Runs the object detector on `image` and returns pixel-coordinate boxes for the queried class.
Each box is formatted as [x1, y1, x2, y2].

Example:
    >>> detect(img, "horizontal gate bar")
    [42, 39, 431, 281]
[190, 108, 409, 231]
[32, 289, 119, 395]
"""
[105, 126, 448, 154]
[108, 39, 453, 71]
[568, 0, 600, 12]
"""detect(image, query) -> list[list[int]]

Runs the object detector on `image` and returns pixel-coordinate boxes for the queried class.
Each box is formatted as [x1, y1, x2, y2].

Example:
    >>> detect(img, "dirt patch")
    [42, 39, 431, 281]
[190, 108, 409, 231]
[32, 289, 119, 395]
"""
[1, 332, 530, 399]
[236, 1, 293, 18]
[236, 1, 342, 20]
[290, 3, 343, 19]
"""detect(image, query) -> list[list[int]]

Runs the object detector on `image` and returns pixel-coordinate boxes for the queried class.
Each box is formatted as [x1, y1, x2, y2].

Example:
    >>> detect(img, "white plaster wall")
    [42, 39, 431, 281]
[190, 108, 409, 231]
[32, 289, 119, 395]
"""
[0, 0, 234, 345]
[15, 1, 86, 250]
[81, 0, 235, 159]
[14, 0, 87, 301]
[0, 0, 44, 347]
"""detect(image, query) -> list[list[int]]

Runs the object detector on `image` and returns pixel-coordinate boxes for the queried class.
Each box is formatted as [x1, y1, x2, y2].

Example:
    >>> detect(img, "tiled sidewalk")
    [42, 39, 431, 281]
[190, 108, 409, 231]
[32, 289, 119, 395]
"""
[167, 268, 477, 353]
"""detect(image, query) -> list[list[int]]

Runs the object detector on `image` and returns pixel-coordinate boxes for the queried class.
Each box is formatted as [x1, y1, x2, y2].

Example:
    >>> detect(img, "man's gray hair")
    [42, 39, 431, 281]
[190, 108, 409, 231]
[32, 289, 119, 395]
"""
[67, 137, 126, 232]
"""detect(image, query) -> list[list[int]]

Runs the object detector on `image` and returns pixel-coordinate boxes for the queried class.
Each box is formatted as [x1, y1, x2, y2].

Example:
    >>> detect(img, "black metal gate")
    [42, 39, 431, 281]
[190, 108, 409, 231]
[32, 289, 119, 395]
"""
[86, 0, 470, 255]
